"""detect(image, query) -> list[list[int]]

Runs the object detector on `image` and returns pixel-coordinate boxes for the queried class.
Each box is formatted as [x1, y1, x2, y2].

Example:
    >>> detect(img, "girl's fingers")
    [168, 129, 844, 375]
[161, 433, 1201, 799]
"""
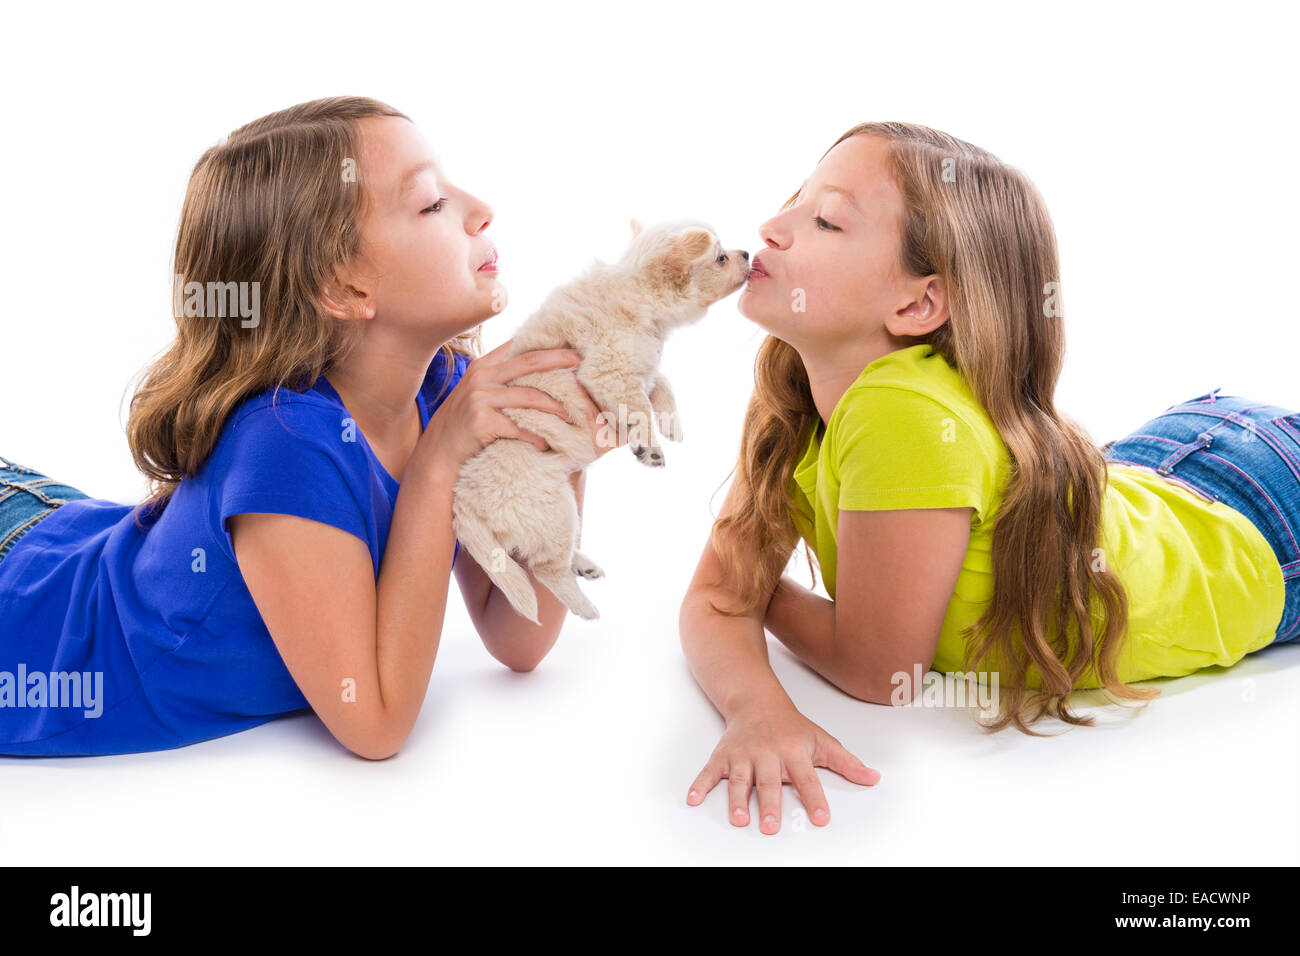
[473, 337, 520, 371]
[687, 760, 723, 806]
[501, 386, 574, 424]
[816, 736, 881, 787]
[787, 761, 832, 827]
[499, 347, 583, 383]
[726, 761, 753, 827]
[501, 420, 550, 453]
[689, 748, 839, 832]
[753, 755, 784, 835]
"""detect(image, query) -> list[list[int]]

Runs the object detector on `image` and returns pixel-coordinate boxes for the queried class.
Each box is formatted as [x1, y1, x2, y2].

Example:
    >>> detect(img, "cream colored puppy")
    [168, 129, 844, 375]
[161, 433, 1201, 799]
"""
[451, 218, 750, 624]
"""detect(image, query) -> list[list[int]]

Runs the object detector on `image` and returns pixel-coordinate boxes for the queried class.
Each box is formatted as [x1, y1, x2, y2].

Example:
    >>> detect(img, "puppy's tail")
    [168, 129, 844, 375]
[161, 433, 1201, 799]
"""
[452, 510, 540, 626]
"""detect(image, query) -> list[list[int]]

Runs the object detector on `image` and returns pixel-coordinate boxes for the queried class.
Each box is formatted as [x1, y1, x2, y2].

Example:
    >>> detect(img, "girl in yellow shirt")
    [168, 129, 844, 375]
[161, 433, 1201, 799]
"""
[679, 122, 1299, 835]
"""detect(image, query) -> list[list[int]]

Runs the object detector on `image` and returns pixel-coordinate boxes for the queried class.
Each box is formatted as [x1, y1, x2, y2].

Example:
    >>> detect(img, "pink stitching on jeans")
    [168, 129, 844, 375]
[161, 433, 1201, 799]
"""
[1197, 447, 1300, 642]
[1127, 408, 1300, 490]
[1173, 406, 1300, 481]
[1275, 415, 1300, 445]
[1197, 449, 1300, 642]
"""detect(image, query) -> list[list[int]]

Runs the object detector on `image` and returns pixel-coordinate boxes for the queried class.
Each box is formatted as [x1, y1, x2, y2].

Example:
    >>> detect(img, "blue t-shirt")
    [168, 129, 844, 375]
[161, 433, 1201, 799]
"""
[0, 349, 469, 756]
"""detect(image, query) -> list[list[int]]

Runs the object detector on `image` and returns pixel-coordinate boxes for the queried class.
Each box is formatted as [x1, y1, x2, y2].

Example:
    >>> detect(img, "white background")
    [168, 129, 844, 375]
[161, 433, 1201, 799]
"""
[1, 0, 1297, 864]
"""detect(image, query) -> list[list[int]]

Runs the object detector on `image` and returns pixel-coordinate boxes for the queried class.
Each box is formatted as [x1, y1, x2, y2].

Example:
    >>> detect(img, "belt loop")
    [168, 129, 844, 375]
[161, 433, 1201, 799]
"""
[1157, 430, 1215, 474]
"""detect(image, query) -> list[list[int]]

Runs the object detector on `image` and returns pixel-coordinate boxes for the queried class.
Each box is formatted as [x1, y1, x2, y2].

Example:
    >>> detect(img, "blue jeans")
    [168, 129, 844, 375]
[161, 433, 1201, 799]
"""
[0, 455, 91, 563]
[1101, 389, 1300, 644]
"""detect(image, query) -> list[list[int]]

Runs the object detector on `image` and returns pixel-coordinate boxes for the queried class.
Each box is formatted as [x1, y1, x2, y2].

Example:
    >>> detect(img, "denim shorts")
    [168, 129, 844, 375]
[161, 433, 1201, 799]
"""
[1101, 389, 1300, 644]
[0, 454, 91, 564]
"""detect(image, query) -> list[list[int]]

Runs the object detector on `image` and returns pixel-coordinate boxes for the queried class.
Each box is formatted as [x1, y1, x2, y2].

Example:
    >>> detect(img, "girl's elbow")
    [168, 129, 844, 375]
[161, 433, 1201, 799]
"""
[841, 672, 884, 704]
[352, 742, 400, 761]
[337, 711, 408, 761]
[486, 625, 559, 672]
[843, 664, 915, 706]
[502, 652, 545, 673]
[345, 732, 403, 761]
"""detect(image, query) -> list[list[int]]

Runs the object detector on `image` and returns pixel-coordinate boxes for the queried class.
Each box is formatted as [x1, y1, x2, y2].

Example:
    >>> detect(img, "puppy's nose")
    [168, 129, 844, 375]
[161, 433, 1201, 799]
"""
[739, 250, 749, 261]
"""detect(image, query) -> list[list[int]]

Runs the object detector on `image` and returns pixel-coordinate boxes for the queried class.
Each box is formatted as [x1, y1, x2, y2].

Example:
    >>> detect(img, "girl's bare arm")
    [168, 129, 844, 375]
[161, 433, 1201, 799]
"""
[764, 507, 970, 703]
[678, 478, 794, 720]
[229, 455, 462, 760]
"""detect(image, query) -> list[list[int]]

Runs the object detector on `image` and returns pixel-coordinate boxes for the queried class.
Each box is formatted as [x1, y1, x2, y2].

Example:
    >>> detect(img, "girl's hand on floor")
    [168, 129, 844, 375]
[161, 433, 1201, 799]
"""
[417, 337, 582, 481]
[686, 699, 880, 835]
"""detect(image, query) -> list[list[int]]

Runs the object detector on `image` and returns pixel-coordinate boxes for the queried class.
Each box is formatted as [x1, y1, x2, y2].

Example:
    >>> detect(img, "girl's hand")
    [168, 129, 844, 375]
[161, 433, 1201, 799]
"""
[686, 700, 881, 835]
[416, 337, 582, 481]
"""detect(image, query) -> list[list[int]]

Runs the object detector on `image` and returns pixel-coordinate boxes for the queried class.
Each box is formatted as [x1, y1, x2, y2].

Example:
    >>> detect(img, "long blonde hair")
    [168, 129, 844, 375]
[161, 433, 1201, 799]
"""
[710, 121, 1157, 734]
[126, 96, 481, 525]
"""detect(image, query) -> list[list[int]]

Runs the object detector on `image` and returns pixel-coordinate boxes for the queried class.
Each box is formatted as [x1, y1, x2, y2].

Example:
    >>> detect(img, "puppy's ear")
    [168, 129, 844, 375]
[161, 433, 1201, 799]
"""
[662, 227, 714, 274]
[629, 217, 643, 236]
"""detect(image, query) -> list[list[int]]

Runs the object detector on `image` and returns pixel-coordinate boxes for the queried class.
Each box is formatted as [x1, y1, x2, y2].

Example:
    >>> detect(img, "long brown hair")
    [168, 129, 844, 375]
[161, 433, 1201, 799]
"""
[710, 121, 1157, 734]
[125, 96, 481, 525]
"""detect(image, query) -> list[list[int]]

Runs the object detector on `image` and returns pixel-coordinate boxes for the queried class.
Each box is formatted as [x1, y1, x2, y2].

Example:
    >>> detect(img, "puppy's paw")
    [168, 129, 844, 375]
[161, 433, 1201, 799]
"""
[631, 442, 665, 468]
[652, 406, 684, 443]
[569, 599, 600, 621]
[572, 550, 605, 579]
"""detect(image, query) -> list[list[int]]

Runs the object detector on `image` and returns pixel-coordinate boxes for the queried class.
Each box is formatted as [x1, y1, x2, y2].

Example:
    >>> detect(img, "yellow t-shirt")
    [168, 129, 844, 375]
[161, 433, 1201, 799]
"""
[785, 342, 1287, 689]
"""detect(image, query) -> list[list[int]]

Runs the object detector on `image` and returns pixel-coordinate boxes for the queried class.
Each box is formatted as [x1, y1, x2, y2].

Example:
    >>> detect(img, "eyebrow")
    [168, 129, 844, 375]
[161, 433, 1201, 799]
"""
[398, 161, 437, 199]
[799, 179, 862, 213]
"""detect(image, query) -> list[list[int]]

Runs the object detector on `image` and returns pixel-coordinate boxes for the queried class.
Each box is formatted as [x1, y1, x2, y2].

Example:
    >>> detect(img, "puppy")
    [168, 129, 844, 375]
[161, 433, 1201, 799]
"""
[451, 218, 750, 624]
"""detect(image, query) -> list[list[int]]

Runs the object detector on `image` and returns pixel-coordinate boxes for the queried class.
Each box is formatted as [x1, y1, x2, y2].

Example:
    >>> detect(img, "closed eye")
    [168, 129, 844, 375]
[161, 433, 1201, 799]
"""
[421, 198, 447, 214]
[815, 215, 839, 232]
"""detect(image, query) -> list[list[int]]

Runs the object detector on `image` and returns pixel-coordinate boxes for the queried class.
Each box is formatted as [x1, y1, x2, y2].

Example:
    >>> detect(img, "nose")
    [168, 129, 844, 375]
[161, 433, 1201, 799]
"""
[465, 190, 494, 233]
[739, 250, 749, 261]
[758, 220, 786, 250]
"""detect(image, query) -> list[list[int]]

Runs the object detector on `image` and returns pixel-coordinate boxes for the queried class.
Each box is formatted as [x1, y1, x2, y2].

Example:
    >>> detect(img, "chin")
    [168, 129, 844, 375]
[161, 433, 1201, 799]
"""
[737, 289, 787, 336]
[478, 280, 509, 320]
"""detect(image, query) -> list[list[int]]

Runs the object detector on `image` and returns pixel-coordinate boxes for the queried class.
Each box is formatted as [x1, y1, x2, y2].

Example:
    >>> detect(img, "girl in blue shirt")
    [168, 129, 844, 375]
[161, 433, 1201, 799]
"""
[0, 96, 614, 758]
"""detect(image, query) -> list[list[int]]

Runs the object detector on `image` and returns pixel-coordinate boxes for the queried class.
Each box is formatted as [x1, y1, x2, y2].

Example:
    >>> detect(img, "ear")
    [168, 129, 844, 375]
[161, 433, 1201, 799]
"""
[629, 217, 644, 237]
[318, 268, 375, 321]
[662, 227, 714, 275]
[891, 275, 949, 335]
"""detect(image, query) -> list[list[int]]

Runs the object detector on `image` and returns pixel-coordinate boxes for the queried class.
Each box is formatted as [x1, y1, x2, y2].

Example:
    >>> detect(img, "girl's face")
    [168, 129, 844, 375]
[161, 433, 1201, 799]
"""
[739, 134, 932, 350]
[340, 116, 504, 336]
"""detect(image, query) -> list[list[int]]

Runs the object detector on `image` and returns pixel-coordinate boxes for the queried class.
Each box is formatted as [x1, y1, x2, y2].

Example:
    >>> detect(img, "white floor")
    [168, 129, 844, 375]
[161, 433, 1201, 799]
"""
[4, 587, 1296, 865]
